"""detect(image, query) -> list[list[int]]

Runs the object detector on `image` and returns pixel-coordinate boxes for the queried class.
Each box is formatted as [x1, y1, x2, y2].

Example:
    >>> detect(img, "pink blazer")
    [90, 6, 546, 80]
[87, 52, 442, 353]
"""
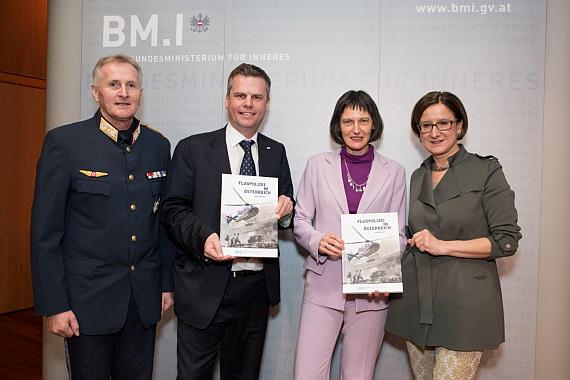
[294, 149, 407, 312]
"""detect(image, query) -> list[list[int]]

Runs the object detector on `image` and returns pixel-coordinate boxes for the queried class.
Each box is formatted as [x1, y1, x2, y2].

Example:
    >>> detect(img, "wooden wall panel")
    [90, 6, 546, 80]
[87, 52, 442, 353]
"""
[0, 0, 48, 79]
[0, 83, 45, 313]
[0, 0, 47, 314]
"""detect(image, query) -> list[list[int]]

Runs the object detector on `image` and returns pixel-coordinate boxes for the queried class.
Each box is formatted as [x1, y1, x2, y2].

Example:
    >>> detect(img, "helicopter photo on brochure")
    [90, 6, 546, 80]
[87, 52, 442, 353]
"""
[220, 173, 279, 258]
[341, 212, 403, 294]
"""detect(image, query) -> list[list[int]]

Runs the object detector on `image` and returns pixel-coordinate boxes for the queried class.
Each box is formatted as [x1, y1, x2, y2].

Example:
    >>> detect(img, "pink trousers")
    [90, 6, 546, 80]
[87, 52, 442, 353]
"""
[294, 299, 388, 380]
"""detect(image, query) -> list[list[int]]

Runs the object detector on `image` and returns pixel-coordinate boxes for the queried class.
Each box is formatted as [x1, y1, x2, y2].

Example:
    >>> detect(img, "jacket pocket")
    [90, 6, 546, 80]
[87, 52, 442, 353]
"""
[304, 256, 326, 275]
[474, 272, 487, 280]
[63, 256, 99, 278]
[150, 180, 163, 196]
[184, 259, 202, 274]
[73, 179, 110, 196]
[459, 181, 484, 194]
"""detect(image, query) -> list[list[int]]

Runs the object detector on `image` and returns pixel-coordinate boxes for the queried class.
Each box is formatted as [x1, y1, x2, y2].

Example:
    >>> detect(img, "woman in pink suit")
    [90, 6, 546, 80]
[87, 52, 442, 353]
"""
[294, 90, 407, 380]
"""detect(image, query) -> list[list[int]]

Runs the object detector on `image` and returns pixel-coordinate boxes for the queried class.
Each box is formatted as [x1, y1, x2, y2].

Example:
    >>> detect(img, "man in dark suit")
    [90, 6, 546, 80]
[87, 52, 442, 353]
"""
[160, 63, 294, 380]
[30, 54, 175, 379]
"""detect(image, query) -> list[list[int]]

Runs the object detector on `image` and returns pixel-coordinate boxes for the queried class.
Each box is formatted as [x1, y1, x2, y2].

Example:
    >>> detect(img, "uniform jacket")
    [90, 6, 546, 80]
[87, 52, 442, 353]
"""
[30, 111, 175, 335]
[386, 145, 522, 351]
[294, 149, 407, 312]
[160, 126, 294, 329]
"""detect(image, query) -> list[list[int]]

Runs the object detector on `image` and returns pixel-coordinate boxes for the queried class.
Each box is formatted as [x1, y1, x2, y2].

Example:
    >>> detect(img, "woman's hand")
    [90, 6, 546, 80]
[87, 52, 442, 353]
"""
[368, 291, 390, 299]
[408, 229, 444, 255]
[318, 233, 345, 257]
[409, 229, 492, 259]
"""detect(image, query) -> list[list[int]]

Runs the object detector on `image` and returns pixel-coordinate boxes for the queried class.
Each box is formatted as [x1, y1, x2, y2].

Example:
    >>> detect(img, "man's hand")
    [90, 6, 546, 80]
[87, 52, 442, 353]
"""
[204, 233, 233, 261]
[161, 292, 174, 313]
[275, 195, 293, 219]
[47, 310, 80, 338]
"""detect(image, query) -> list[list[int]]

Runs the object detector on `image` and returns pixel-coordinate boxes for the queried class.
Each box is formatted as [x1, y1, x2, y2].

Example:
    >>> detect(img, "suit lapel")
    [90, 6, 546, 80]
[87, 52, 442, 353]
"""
[256, 134, 272, 176]
[433, 169, 461, 205]
[323, 152, 349, 214]
[357, 152, 391, 213]
[417, 164, 436, 209]
[413, 158, 461, 241]
[418, 147, 466, 207]
[205, 127, 231, 196]
[431, 147, 468, 205]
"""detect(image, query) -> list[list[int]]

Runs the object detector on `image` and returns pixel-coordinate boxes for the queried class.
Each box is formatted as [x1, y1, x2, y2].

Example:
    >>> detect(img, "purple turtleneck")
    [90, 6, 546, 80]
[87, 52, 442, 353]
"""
[340, 145, 374, 214]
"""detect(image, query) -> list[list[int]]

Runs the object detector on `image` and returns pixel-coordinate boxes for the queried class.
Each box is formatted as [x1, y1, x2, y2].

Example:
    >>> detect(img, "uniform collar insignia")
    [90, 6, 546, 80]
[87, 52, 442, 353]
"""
[98, 116, 141, 144]
[132, 125, 141, 144]
[99, 117, 118, 142]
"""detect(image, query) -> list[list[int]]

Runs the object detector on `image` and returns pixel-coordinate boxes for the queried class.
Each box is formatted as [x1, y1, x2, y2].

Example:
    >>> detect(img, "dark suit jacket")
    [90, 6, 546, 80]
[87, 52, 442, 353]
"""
[160, 126, 294, 329]
[386, 146, 522, 351]
[30, 111, 175, 335]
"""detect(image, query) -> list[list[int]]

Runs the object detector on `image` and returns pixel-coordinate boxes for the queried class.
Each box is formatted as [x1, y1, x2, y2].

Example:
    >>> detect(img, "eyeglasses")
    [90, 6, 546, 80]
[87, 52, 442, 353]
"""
[417, 119, 457, 134]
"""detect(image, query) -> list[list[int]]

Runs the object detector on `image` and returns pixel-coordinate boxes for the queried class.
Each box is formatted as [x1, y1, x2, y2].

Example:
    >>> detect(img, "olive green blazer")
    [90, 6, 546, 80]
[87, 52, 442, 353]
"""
[386, 146, 522, 351]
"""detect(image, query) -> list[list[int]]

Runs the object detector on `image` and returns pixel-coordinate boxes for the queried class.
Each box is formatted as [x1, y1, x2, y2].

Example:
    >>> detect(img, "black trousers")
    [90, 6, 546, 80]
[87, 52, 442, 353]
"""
[177, 270, 270, 380]
[65, 292, 157, 380]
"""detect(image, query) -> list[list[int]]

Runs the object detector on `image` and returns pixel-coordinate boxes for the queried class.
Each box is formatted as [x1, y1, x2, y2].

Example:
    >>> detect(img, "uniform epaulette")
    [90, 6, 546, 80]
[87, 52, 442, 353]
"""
[475, 153, 498, 161]
[141, 122, 165, 137]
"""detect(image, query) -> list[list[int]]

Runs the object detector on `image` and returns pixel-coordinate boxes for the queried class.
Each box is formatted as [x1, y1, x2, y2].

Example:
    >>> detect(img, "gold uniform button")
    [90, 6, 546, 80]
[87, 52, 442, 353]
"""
[128, 174, 135, 181]
[131, 235, 137, 242]
[126, 146, 131, 153]
[130, 265, 136, 271]
[130, 204, 136, 211]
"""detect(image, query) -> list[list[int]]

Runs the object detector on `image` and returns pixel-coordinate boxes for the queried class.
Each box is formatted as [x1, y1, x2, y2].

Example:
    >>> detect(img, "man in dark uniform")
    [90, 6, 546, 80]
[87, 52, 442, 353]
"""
[30, 54, 175, 379]
[160, 63, 294, 379]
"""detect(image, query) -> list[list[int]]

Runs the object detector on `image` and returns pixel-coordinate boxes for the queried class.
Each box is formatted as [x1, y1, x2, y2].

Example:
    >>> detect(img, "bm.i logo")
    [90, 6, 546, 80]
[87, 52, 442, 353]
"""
[103, 13, 211, 47]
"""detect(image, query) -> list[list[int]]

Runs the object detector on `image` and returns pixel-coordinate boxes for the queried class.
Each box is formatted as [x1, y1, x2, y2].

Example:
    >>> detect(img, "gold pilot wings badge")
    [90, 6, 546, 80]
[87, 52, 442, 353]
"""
[79, 170, 109, 177]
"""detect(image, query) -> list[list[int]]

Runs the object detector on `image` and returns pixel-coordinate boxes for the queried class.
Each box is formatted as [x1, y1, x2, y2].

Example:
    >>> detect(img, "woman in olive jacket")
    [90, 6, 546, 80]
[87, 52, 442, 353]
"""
[386, 91, 522, 380]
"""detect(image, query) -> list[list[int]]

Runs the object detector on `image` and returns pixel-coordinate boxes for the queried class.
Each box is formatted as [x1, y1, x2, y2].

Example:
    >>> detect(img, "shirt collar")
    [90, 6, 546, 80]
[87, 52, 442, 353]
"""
[226, 122, 258, 148]
[422, 144, 467, 169]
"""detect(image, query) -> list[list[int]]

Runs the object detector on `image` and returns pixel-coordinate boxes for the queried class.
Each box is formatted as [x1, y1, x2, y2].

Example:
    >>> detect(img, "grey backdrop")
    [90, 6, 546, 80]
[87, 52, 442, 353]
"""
[81, 1, 545, 378]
